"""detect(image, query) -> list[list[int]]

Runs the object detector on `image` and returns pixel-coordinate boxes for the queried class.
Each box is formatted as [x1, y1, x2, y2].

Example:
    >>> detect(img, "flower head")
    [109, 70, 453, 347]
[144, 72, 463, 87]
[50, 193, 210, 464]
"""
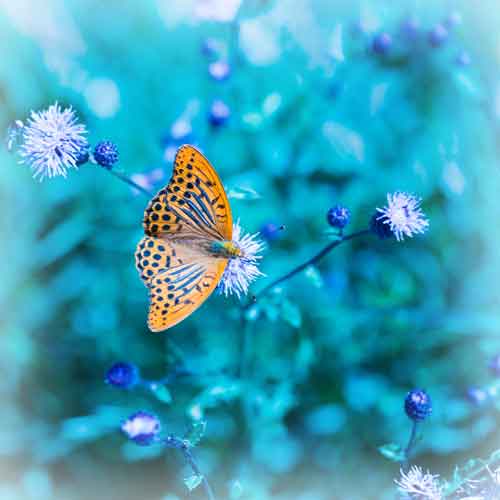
[405, 388, 432, 421]
[327, 205, 351, 229]
[19, 103, 88, 181]
[375, 192, 429, 241]
[395, 466, 442, 500]
[121, 411, 161, 445]
[93, 141, 119, 168]
[218, 221, 265, 298]
[105, 362, 140, 389]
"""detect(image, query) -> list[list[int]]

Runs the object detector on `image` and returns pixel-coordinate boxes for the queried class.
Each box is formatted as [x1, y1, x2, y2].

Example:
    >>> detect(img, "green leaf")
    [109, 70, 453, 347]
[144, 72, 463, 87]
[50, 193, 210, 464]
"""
[184, 421, 207, 448]
[150, 383, 172, 404]
[378, 443, 405, 462]
[184, 474, 203, 491]
[281, 300, 302, 328]
[304, 266, 324, 288]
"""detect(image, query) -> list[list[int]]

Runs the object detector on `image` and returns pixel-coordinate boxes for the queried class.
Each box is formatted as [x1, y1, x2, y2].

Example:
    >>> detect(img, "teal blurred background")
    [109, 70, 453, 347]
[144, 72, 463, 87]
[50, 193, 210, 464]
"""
[1, 0, 500, 498]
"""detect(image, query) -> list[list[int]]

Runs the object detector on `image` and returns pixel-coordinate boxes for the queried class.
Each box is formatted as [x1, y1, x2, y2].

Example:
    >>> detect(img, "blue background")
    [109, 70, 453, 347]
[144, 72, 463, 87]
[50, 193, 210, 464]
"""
[1, 0, 500, 498]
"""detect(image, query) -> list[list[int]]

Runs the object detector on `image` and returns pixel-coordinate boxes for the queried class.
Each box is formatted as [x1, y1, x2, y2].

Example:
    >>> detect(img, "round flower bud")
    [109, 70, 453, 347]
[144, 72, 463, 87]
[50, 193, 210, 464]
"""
[105, 362, 139, 389]
[404, 389, 432, 421]
[121, 411, 161, 445]
[209, 99, 230, 127]
[93, 141, 119, 168]
[260, 222, 284, 242]
[208, 60, 231, 81]
[327, 206, 351, 229]
[428, 24, 448, 48]
[372, 32, 392, 55]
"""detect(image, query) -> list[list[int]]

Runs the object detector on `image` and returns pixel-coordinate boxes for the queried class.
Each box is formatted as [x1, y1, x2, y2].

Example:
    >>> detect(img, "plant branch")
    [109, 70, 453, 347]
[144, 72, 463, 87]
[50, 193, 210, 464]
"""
[401, 420, 418, 471]
[105, 168, 153, 197]
[246, 229, 371, 307]
[164, 436, 216, 500]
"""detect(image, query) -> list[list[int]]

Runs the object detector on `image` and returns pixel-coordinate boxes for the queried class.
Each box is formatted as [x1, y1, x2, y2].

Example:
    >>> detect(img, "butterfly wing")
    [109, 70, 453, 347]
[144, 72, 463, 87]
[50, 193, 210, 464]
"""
[143, 145, 232, 242]
[135, 236, 227, 331]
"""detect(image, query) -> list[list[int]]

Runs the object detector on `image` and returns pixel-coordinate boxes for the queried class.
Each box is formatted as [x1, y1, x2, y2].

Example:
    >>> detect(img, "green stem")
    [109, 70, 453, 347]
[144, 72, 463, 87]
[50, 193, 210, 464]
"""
[106, 168, 153, 197]
[247, 229, 371, 306]
[164, 436, 216, 500]
[402, 420, 418, 471]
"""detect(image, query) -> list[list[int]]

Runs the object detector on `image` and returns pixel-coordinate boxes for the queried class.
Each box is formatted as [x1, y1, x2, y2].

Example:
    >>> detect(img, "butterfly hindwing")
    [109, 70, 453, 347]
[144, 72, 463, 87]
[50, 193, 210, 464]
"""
[143, 145, 232, 241]
[147, 257, 227, 331]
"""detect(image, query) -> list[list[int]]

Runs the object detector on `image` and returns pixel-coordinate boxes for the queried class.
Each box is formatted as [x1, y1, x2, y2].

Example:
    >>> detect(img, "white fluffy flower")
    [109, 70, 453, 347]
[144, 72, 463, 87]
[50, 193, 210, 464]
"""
[395, 466, 443, 500]
[19, 102, 88, 181]
[376, 192, 429, 241]
[218, 220, 265, 298]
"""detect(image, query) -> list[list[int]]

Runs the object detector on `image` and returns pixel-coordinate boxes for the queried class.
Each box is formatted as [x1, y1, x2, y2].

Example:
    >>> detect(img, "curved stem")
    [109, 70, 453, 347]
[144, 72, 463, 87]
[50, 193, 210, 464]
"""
[402, 420, 418, 471]
[106, 168, 153, 197]
[164, 436, 215, 500]
[247, 229, 371, 306]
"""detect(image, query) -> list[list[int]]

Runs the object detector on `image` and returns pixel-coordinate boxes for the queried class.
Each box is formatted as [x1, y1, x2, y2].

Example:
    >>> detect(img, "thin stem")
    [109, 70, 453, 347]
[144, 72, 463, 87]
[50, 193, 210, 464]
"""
[247, 229, 371, 307]
[402, 420, 418, 471]
[183, 446, 215, 500]
[164, 436, 215, 500]
[102, 167, 153, 197]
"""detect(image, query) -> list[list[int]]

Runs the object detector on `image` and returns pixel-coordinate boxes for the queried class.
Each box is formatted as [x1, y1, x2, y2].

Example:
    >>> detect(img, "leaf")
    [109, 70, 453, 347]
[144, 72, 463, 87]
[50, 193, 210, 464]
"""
[184, 421, 207, 448]
[378, 443, 405, 462]
[227, 185, 261, 200]
[304, 266, 324, 288]
[184, 474, 203, 492]
[150, 383, 172, 404]
[281, 300, 302, 328]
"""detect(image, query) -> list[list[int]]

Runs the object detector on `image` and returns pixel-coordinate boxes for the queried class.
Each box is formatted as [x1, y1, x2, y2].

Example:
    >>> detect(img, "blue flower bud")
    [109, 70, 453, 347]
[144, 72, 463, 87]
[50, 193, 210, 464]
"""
[428, 24, 448, 48]
[121, 411, 161, 445]
[404, 389, 432, 421]
[93, 141, 119, 169]
[259, 222, 284, 242]
[105, 362, 139, 389]
[209, 99, 230, 127]
[372, 33, 392, 55]
[208, 60, 231, 81]
[327, 206, 351, 229]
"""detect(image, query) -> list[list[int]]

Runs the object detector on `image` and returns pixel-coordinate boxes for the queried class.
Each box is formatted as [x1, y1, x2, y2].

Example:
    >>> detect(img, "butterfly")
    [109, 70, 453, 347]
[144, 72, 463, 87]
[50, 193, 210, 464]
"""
[135, 145, 242, 332]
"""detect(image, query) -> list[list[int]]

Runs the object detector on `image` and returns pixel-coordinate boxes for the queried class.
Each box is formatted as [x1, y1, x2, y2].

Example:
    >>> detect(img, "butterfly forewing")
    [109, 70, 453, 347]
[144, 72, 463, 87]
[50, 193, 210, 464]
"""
[136, 145, 233, 331]
[143, 145, 232, 241]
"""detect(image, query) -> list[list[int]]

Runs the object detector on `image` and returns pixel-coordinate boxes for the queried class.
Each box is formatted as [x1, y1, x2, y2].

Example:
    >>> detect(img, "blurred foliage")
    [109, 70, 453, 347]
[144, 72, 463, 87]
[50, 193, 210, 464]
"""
[1, 0, 500, 499]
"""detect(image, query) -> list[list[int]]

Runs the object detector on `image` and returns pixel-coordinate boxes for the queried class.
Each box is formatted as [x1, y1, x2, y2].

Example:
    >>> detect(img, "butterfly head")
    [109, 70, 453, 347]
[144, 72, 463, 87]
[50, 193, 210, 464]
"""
[210, 240, 242, 259]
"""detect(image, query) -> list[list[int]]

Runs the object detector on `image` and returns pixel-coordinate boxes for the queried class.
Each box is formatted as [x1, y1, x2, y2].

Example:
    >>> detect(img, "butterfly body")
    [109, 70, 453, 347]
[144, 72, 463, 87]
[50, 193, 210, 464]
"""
[135, 145, 235, 332]
[210, 240, 242, 258]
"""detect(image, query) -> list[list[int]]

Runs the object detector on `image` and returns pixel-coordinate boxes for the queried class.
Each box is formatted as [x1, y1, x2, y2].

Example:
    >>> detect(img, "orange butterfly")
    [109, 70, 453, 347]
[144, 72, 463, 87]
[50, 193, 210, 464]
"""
[135, 145, 262, 332]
